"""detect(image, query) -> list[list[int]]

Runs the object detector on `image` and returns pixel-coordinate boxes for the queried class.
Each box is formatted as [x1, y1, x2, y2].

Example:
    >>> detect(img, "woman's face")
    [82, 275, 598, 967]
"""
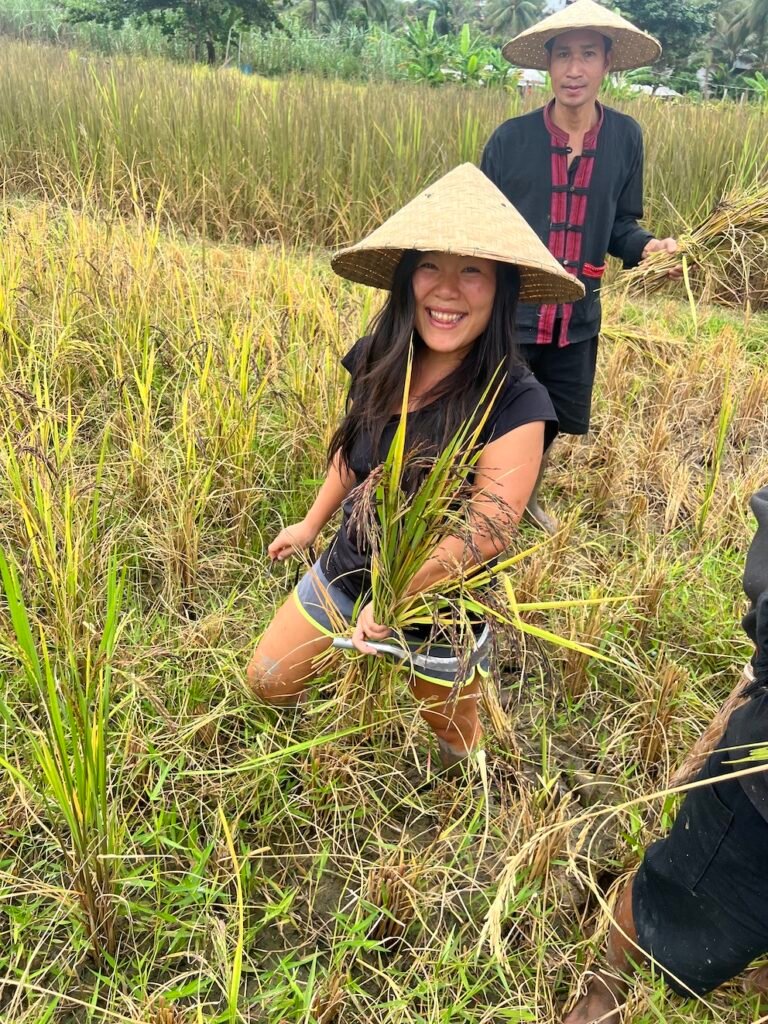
[411, 252, 497, 363]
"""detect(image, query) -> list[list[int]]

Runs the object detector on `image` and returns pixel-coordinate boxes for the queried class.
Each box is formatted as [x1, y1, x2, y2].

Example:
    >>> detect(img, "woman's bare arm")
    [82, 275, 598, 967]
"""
[404, 420, 545, 593]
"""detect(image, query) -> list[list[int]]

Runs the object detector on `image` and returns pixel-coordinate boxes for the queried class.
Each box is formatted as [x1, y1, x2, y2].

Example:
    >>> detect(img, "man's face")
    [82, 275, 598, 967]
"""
[547, 29, 611, 112]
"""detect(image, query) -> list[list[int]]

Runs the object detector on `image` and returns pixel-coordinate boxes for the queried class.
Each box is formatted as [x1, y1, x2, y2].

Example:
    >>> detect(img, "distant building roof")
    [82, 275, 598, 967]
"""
[519, 68, 547, 84]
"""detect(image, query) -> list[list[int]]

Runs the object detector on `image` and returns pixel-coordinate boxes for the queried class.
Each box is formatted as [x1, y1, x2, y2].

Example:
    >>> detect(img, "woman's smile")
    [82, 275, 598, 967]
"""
[426, 307, 467, 327]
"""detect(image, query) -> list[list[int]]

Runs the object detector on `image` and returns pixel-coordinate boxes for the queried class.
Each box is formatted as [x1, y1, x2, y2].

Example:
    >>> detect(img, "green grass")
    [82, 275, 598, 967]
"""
[0, 194, 765, 1022]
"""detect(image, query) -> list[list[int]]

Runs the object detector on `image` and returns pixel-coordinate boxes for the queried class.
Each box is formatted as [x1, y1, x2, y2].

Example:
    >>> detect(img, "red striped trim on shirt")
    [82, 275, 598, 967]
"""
[537, 100, 605, 347]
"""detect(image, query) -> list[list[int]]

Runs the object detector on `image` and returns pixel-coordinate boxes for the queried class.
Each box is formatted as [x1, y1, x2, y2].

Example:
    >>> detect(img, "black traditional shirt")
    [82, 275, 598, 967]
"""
[480, 100, 653, 347]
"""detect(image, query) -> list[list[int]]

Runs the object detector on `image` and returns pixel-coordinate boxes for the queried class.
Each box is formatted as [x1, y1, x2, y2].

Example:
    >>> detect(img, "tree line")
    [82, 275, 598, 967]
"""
[8, 0, 768, 91]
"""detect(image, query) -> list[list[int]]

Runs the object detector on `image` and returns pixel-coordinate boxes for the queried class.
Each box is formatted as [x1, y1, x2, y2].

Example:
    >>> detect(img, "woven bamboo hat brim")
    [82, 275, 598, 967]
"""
[331, 163, 584, 304]
[502, 0, 661, 72]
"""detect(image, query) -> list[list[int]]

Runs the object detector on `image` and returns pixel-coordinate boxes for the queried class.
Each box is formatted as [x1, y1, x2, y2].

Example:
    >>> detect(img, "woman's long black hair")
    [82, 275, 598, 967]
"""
[329, 250, 524, 469]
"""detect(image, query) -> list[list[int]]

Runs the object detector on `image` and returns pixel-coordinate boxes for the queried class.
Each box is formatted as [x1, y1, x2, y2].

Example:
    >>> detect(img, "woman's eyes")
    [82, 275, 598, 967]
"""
[417, 263, 482, 274]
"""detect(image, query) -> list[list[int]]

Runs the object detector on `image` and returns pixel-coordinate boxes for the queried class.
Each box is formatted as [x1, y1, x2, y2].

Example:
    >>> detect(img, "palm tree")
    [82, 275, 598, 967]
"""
[732, 0, 768, 46]
[360, 0, 392, 23]
[707, 1, 757, 66]
[294, 0, 356, 27]
[483, 0, 544, 38]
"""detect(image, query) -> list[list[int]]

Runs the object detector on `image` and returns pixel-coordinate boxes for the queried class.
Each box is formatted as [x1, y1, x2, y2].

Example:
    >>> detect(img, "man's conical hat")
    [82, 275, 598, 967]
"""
[331, 163, 584, 304]
[502, 0, 661, 72]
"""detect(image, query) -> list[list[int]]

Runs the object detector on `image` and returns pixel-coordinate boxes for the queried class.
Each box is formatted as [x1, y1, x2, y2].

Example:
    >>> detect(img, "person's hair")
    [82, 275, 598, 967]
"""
[328, 250, 524, 472]
[544, 32, 613, 57]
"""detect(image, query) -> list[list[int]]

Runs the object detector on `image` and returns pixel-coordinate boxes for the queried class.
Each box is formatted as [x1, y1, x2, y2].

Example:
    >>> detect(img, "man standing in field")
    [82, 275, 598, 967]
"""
[480, 0, 678, 532]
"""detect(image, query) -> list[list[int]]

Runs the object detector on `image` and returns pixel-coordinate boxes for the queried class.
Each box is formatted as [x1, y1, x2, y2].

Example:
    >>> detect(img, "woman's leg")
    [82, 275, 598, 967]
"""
[410, 672, 482, 768]
[246, 592, 333, 707]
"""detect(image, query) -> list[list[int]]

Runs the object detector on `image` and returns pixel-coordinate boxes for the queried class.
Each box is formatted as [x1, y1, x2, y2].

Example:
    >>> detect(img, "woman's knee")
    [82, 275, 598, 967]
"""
[246, 653, 307, 706]
[245, 595, 331, 706]
[418, 700, 454, 734]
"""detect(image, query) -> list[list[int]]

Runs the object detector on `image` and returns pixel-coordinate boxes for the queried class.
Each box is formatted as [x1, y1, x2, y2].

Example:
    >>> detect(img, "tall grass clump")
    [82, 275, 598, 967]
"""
[0, 551, 125, 959]
[0, 0, 188, 57]
[0, 39, 764, 245]
[0, 0, 401, 71]
[240, 23, 405, 80]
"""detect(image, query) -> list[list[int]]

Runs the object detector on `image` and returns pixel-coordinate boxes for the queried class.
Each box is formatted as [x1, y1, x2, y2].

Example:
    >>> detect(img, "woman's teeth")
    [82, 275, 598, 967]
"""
[429, 310, 464, 324]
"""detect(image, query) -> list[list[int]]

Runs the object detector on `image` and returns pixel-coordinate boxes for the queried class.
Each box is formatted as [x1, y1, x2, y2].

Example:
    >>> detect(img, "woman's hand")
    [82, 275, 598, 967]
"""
[268, 519, 318, 562]
[351, 601, 391, 655]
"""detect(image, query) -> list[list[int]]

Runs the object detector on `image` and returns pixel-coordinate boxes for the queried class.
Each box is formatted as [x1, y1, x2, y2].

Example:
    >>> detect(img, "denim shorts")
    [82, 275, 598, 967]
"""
[293, 559, 490, 689]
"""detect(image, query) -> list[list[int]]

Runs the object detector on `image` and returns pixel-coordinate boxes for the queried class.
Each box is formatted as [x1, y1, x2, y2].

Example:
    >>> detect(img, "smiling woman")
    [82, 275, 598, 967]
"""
[245, 163, 583, 774]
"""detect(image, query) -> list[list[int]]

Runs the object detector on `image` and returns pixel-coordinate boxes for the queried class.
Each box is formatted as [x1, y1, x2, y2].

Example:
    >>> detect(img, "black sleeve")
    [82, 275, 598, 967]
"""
[607, 128, 653, 269]
[483, 373, 559, 451]
[340, 335, 370, 377]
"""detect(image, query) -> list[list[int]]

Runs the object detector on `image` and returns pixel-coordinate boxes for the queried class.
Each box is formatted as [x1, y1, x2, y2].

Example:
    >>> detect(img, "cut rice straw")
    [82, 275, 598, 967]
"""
[624, 177, 768, 309]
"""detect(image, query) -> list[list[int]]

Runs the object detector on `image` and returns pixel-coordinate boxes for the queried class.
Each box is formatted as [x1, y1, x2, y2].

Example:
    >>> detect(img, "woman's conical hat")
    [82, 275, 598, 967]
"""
[502, 0, 661, 72]
[331, 163, 584, 304]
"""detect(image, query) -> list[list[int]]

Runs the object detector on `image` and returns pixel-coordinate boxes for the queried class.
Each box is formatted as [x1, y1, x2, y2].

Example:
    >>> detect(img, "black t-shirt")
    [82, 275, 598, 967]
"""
[319, 337, 558, 602]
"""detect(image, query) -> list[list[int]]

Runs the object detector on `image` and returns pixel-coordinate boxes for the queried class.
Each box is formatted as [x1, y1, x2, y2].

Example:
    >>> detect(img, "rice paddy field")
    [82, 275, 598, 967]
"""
[0, 37, 768, 1024]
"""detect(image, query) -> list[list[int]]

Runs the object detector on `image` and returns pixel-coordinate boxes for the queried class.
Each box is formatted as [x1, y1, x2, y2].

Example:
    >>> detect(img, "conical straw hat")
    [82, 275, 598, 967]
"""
[331, 164, 584, 304]
[502, 0, 661, 72]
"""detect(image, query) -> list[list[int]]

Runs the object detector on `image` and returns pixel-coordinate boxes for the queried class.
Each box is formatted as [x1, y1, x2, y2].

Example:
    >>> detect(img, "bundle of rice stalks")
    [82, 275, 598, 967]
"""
[623, 177, 768, 309]
[341, 352, 624, 685]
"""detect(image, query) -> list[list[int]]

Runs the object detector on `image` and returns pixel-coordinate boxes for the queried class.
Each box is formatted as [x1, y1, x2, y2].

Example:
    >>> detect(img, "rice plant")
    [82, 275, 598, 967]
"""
[0, 549, 125, 959]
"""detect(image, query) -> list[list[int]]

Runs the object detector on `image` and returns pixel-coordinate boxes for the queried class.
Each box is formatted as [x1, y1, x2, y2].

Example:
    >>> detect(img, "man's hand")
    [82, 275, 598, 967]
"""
[351, 601, 391, 656]
[641, 237, 682, 279]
